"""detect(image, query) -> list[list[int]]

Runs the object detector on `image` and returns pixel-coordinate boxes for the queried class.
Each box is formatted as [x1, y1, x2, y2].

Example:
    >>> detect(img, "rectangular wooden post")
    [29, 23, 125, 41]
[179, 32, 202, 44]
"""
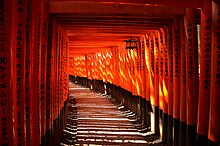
[197, 1, 212, 145]
[208, 1, 220, 145]
[185, 8, 199, 146]
[0, 1, 15, 145]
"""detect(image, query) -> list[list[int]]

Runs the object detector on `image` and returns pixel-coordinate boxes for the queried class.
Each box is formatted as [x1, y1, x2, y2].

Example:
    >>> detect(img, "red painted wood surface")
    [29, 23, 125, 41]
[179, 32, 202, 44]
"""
[167, 25, 173, 117]
[144, 35, 150, 101]
[154, 31, 160, 107]
[180, 18, 186, 123]
[40, 2, 49, 140]
[185, 8, 199, 127]
[0, 0, 14, 145]
[158, 30, 164, 111]
[208, 1, 220, 143]
[48, 0, 203, 9]
[26, 0, 33, 144]
[197, 0, 212, 137]
[13, 0, 28, 145]
[161, 28, 168, 114]
[172, 18, 181, 120]
[31, 0, 42, 144]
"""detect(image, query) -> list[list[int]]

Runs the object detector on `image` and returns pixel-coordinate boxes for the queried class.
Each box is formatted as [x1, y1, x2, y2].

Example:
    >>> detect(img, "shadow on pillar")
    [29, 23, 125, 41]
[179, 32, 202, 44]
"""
[179, 121, 186, 146]
[42, 99, 68, 146]
[186, 125, 197, 146]
[162, 112, 168, 145]
[167, 115, 173, 146]
[146, 100, 151, 129]
[151, 105, 160, 137]
[173, 118, 180, 146]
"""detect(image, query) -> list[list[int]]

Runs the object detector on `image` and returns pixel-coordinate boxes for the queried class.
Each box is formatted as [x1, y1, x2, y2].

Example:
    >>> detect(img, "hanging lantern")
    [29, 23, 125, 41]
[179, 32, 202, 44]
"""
[124, 37, 139, 50]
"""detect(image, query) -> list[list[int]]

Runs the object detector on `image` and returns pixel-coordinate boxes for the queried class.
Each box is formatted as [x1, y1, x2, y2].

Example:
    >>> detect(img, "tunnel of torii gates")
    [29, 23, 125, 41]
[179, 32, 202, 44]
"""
[1, 0, 220, 146]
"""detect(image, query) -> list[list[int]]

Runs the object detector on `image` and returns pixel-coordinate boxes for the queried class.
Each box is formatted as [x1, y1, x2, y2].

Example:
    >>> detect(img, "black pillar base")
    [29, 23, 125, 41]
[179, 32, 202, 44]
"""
[136, 95, 142, 121]
[179, 121, 186, 146]
[186, 125, 197, 146]
[46, 129, 52, 146]
[146, 100, 151, 128]
[154, 106, 160, 136]
[41, 134, 46, 146]
[141, 98, 147, 126]
[162, 113, 168, 145]
[208, 139, 219, 146]
[173, 118, 180, 146]
[167, 115, 173, 146]
[196, 134, 208, 146]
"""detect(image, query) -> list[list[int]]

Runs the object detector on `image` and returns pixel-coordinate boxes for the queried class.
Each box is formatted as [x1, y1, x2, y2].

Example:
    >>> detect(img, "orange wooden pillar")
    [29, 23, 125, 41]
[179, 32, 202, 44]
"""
[25, 0, 33, 145]
[132, 48, 139, 115]
[57, 26, 62, 144]
[31, 0, 42, 144]
[0, 1, 15, 145]
[167, 24, 174, 146]
[64, 34, 68, 94]
[196, 1, 212, 145]
[40, 2, 49, 145]
[46, 15, 56, 146]
[51, 19, 58, 146]
[64, 34, 69, 100]
[139, 36, 147, 126]
[208, 1, 220, 145]
[62, 31, 68, 134]
[153, 31, 160, 136]
[13, 0, 28, 145]
[85, 55, 88, 86]
[129, 49, 136, 113]
[60, 28, 65, 142]
[160, 28, 169, 144]
[127, 50, 132, 95]
[158, 30, 163, 112]
[58, 26, 61, 115]
[185, 8, 199, 146]
[149, 33, 155, 133]
[126, 49, 133, 110]
[179, 18, 187, 146]
[40, 3, 48, 145]
[144, 35, 151, 128]
[158, 30, 164, 139]
[172, 17, 181, 146]
[50, 19, 57, 146]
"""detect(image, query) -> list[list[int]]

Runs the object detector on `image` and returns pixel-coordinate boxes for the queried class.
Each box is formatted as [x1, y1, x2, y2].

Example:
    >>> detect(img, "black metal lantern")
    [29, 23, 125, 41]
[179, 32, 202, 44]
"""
[124, 37, 138, 50]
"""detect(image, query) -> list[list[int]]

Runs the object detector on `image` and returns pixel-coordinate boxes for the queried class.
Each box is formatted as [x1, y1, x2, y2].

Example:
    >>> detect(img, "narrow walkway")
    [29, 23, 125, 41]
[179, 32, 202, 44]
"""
[61, 82, 148, 145]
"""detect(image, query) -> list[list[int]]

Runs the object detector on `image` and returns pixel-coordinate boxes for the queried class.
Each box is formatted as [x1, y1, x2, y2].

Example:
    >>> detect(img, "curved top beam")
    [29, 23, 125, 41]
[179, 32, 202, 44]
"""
[49, 1, 186, 14]
[47, 0, 203, 8]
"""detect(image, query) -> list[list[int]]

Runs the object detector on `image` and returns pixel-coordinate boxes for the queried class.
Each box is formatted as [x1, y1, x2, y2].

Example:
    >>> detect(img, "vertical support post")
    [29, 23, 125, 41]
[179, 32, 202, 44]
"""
[13, 0, 28, 145]
[144, 35, 151, 128]
[31, 0, 42, 144]
[149, 33, 155, 133]
[0, 1, 14, 145]
[140, 36, 146, 126]
[46, 15, 55, 146]
[185, 8, 199, 146]
[179, 17, 187, 146]
[167, 24, 173, 146]
[172, 17, 181, 146]
[161, 28, 169, 145]
[158, 30, 164, 139]
[25, 0, 33, 145]
[208, 1, 220, 145]
[154, 31, 160, 136]
[197, 1, 212, 145]
[40, 2, 49, 145]
[85, 55, 88, 87]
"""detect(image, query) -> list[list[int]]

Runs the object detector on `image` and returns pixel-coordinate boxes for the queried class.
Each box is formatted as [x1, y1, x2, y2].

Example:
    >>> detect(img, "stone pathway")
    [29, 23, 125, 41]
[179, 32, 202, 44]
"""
[60, 82, 148, 146]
